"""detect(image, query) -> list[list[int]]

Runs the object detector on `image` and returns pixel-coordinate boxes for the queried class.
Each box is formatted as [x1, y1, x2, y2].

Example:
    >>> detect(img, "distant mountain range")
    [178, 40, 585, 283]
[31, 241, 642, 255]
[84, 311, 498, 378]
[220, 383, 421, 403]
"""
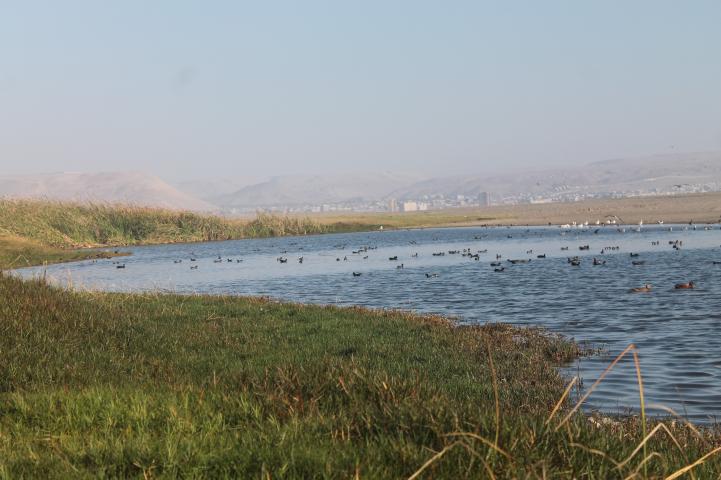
[209, 172, 424, 209]
[0, 172, 216, 211]
[172, 178, 259, 201]
[388, 152, 721, 200]
[3, 152, 721, 212]
[209, 152, 721, 209]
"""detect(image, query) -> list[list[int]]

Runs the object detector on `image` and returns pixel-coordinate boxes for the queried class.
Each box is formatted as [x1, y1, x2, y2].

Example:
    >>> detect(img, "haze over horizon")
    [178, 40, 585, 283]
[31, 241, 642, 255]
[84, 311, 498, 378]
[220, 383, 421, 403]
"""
[2, 1, 721, 183]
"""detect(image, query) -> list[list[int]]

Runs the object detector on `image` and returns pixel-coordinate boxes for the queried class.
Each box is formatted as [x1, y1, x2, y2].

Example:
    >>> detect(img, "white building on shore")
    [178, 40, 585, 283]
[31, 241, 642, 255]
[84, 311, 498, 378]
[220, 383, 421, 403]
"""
[400, 201, 428, 212]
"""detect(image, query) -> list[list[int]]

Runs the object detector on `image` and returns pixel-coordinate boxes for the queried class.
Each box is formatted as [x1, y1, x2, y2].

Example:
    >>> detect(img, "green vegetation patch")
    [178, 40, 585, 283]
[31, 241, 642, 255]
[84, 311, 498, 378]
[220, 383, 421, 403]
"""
[0, 235, 123, 270]
[0, 200, 332, 250]
[0, 273, 719, 478]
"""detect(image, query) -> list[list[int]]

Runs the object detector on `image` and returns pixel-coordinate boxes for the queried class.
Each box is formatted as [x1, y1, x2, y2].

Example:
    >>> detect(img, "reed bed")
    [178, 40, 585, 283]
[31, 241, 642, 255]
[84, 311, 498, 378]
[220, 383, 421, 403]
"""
[0, 199, 347, 269]
[0, 199, 333, 248]
[0, 272, 719, 478]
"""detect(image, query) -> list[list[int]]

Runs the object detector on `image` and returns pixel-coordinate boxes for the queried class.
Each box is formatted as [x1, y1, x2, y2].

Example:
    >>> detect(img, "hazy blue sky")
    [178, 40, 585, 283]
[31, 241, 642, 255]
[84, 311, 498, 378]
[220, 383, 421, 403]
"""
[2, 1, 720, 182]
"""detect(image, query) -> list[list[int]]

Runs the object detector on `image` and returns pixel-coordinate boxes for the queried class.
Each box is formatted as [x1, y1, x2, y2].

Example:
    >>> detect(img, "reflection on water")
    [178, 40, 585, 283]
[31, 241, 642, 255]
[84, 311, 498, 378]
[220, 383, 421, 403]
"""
[14, 225, 721, 423]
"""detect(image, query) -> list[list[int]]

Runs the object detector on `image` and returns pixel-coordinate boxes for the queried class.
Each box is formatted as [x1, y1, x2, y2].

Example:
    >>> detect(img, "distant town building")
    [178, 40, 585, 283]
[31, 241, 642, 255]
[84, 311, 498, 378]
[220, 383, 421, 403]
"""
[478, 192, 490, 207]
[400, 201, 428, 212]
[388, 198, 398, 212]
[401, 201, 416, 212]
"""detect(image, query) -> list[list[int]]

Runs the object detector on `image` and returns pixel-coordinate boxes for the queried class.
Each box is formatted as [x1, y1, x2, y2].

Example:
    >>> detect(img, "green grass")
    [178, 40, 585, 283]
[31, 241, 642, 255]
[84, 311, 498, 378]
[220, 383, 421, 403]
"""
[0, 235, 125, 270]
[0, 200, 356, 269]
[0, 199, 334, 249]
[1, 273, 719, 478]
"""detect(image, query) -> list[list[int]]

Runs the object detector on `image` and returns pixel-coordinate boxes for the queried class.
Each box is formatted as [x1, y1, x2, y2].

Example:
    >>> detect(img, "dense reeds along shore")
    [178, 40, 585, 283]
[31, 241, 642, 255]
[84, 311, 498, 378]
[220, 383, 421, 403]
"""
[0, 199, 338, 269]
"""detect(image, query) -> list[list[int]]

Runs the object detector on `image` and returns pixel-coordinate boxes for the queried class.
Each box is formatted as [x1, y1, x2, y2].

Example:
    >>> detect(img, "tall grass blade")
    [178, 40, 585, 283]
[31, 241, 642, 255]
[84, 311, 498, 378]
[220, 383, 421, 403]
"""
[556, 344, 636, 431]
[407, 442, 461, 480]
[664, 447, 721, 480]
[632, 350, 647, 478]
[444, 433, 513, 461]
[545, 376, 577, 426]
[486, 339, 501, 458]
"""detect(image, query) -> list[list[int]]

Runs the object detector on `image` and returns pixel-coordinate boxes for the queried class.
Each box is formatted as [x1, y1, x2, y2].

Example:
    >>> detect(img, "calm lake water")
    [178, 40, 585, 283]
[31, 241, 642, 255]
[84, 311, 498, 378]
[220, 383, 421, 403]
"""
[14, 225, 721, 424]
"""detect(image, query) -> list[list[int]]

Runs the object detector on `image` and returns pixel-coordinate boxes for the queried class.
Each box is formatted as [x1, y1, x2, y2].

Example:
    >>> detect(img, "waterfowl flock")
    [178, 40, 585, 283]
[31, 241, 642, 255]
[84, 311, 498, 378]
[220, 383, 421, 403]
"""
[105, 222, 719, 296]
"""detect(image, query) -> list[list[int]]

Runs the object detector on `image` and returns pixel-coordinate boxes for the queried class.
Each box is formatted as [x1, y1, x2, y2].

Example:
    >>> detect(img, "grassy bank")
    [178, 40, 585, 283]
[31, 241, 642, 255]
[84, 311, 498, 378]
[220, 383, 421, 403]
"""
[0, 200, 340, 269]
[0, 235, 127, 270]
[0, 200, 331, 248]
[0, 273, 718, 478]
